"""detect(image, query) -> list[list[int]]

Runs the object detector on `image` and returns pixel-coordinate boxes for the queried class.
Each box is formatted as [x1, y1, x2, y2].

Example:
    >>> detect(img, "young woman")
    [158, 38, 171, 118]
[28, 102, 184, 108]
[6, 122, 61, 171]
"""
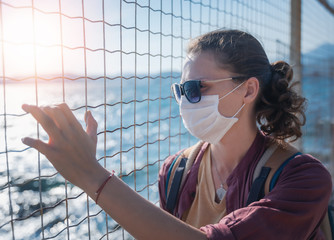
[22, 29, 332, 239]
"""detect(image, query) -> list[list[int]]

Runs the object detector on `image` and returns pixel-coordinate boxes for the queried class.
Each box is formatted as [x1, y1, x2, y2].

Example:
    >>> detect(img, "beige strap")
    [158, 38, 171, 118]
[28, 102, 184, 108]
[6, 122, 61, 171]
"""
[252, 144, 278, 182]
[320, 211, 333, 240]
[252, 142, 299, 195]
[180, 141, 205, 190]
[166, 154, 183, 197]
[263, 143, 299, 195]
[254, 143, 333, 239]
[166, 141, 205, 197]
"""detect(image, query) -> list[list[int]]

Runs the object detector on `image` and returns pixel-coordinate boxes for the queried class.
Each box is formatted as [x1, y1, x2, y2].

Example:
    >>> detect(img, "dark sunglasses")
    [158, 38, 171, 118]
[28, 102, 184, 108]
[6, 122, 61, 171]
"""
[171, 76, 247, 104]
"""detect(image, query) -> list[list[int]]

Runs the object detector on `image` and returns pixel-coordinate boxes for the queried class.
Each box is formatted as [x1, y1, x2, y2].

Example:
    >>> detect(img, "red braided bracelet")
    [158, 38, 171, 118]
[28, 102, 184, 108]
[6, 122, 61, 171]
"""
[95, 170, 115, 204]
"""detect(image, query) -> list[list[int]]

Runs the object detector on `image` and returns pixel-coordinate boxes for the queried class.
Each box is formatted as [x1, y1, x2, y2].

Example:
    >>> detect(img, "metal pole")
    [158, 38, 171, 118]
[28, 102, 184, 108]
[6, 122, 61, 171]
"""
[330, 58, 334, 175]
[290, 0, 303, 150]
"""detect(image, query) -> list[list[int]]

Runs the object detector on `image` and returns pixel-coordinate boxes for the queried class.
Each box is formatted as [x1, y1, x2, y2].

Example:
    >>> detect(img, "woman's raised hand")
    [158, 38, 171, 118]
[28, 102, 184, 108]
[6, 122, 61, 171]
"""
[21, 104, 207, 240]
[21, 103, 104, 190]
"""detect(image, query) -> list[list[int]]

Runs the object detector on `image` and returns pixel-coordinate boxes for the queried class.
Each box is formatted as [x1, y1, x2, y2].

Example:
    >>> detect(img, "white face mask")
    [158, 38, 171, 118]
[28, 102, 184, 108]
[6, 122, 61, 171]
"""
[180, 82, 245, 144]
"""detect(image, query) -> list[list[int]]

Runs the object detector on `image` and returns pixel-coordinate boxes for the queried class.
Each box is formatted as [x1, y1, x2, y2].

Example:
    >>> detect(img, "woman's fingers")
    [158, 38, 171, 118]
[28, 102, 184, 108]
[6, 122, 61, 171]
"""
[21, 103, 100, 189]
[43, 105, 71, 133]
[21, 137, 49, 155]
[85, 111, 98, 145]
[58, 103, 83, 131]
[22, 104, 62, 140]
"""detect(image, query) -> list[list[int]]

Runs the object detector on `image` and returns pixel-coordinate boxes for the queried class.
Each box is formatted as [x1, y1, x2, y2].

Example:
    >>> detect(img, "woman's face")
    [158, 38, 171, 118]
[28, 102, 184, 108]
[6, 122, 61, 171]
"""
[181, 51, 246, 118]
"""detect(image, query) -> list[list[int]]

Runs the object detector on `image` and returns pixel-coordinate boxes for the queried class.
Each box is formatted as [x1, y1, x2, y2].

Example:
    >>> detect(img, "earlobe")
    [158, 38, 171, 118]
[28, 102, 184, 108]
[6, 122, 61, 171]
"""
[243, 77, 260, 104]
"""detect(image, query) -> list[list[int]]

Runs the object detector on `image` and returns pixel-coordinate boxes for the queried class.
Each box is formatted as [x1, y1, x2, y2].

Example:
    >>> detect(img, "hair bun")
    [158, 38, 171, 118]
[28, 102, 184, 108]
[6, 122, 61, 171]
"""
[271, 61, 293, 82]
[256, 60, 306, 141]
[268, 61, 294, 93]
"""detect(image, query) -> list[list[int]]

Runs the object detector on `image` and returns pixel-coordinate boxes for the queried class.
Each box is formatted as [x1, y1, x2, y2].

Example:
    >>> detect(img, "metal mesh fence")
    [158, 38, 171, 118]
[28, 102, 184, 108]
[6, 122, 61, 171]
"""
[301, 0, 334, 172]
[0, 0, 333, 239]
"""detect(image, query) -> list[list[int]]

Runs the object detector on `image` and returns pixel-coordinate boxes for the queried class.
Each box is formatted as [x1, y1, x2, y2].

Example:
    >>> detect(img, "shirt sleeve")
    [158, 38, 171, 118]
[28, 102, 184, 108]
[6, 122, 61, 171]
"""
[200, 154, 332, 240]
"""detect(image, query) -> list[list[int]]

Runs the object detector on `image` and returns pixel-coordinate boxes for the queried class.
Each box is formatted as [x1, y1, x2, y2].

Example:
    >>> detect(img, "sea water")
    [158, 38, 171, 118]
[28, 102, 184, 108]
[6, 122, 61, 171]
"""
[0, 76, 197, 239]
[0, 75, 332, 239]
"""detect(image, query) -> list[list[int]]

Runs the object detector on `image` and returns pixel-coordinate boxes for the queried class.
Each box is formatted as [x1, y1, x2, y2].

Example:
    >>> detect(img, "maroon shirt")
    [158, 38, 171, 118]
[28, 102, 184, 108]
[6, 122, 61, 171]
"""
[158, 132, 332, 239]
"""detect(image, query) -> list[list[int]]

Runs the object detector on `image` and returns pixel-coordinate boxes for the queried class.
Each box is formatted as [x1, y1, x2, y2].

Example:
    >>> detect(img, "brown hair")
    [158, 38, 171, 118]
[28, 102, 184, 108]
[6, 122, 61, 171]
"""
[187, 29, 306, 141]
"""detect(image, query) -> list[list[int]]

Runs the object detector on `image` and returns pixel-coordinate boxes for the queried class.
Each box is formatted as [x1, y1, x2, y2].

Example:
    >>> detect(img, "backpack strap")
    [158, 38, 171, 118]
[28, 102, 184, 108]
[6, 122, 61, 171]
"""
[328, 206, 334, 239]
[165, 141, 205, 214]
[246, 166, 272, 206]
[180, 141, 205, 190]
[247, 142, 300, 206]
[166, 157, 187, 213]
[320, 209, 334, 240]
[252, 144, 278, 182]
[263, 144, 301, 195]
[267, 151, 302, 192]
[165, 151, 184, 198]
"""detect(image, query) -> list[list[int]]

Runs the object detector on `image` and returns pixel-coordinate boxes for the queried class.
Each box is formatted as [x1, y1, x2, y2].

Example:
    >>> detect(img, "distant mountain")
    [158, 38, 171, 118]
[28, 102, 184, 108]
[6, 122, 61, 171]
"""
[303, 43, 334, 59]
[302, 43, 334, 76]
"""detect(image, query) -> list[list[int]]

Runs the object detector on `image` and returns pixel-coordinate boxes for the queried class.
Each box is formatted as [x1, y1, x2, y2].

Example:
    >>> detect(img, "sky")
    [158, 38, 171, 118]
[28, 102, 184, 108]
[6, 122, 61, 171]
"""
[0, 0, 333, 79]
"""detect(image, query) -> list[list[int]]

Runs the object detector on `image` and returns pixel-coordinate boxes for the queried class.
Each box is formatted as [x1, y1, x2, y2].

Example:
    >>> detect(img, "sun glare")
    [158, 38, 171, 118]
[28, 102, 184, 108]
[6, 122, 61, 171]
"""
[1, 4, 63, 78]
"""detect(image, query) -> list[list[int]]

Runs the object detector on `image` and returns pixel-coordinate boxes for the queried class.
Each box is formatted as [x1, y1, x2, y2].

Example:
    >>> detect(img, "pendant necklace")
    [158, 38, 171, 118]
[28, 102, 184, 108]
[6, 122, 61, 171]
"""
[212, 158, 227, 201]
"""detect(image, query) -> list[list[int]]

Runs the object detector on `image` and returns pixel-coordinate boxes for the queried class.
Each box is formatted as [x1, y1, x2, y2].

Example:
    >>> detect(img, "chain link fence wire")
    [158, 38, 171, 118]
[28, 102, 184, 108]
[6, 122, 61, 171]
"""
[301, 0, 334, 173]
[0, 0, 333, 239]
